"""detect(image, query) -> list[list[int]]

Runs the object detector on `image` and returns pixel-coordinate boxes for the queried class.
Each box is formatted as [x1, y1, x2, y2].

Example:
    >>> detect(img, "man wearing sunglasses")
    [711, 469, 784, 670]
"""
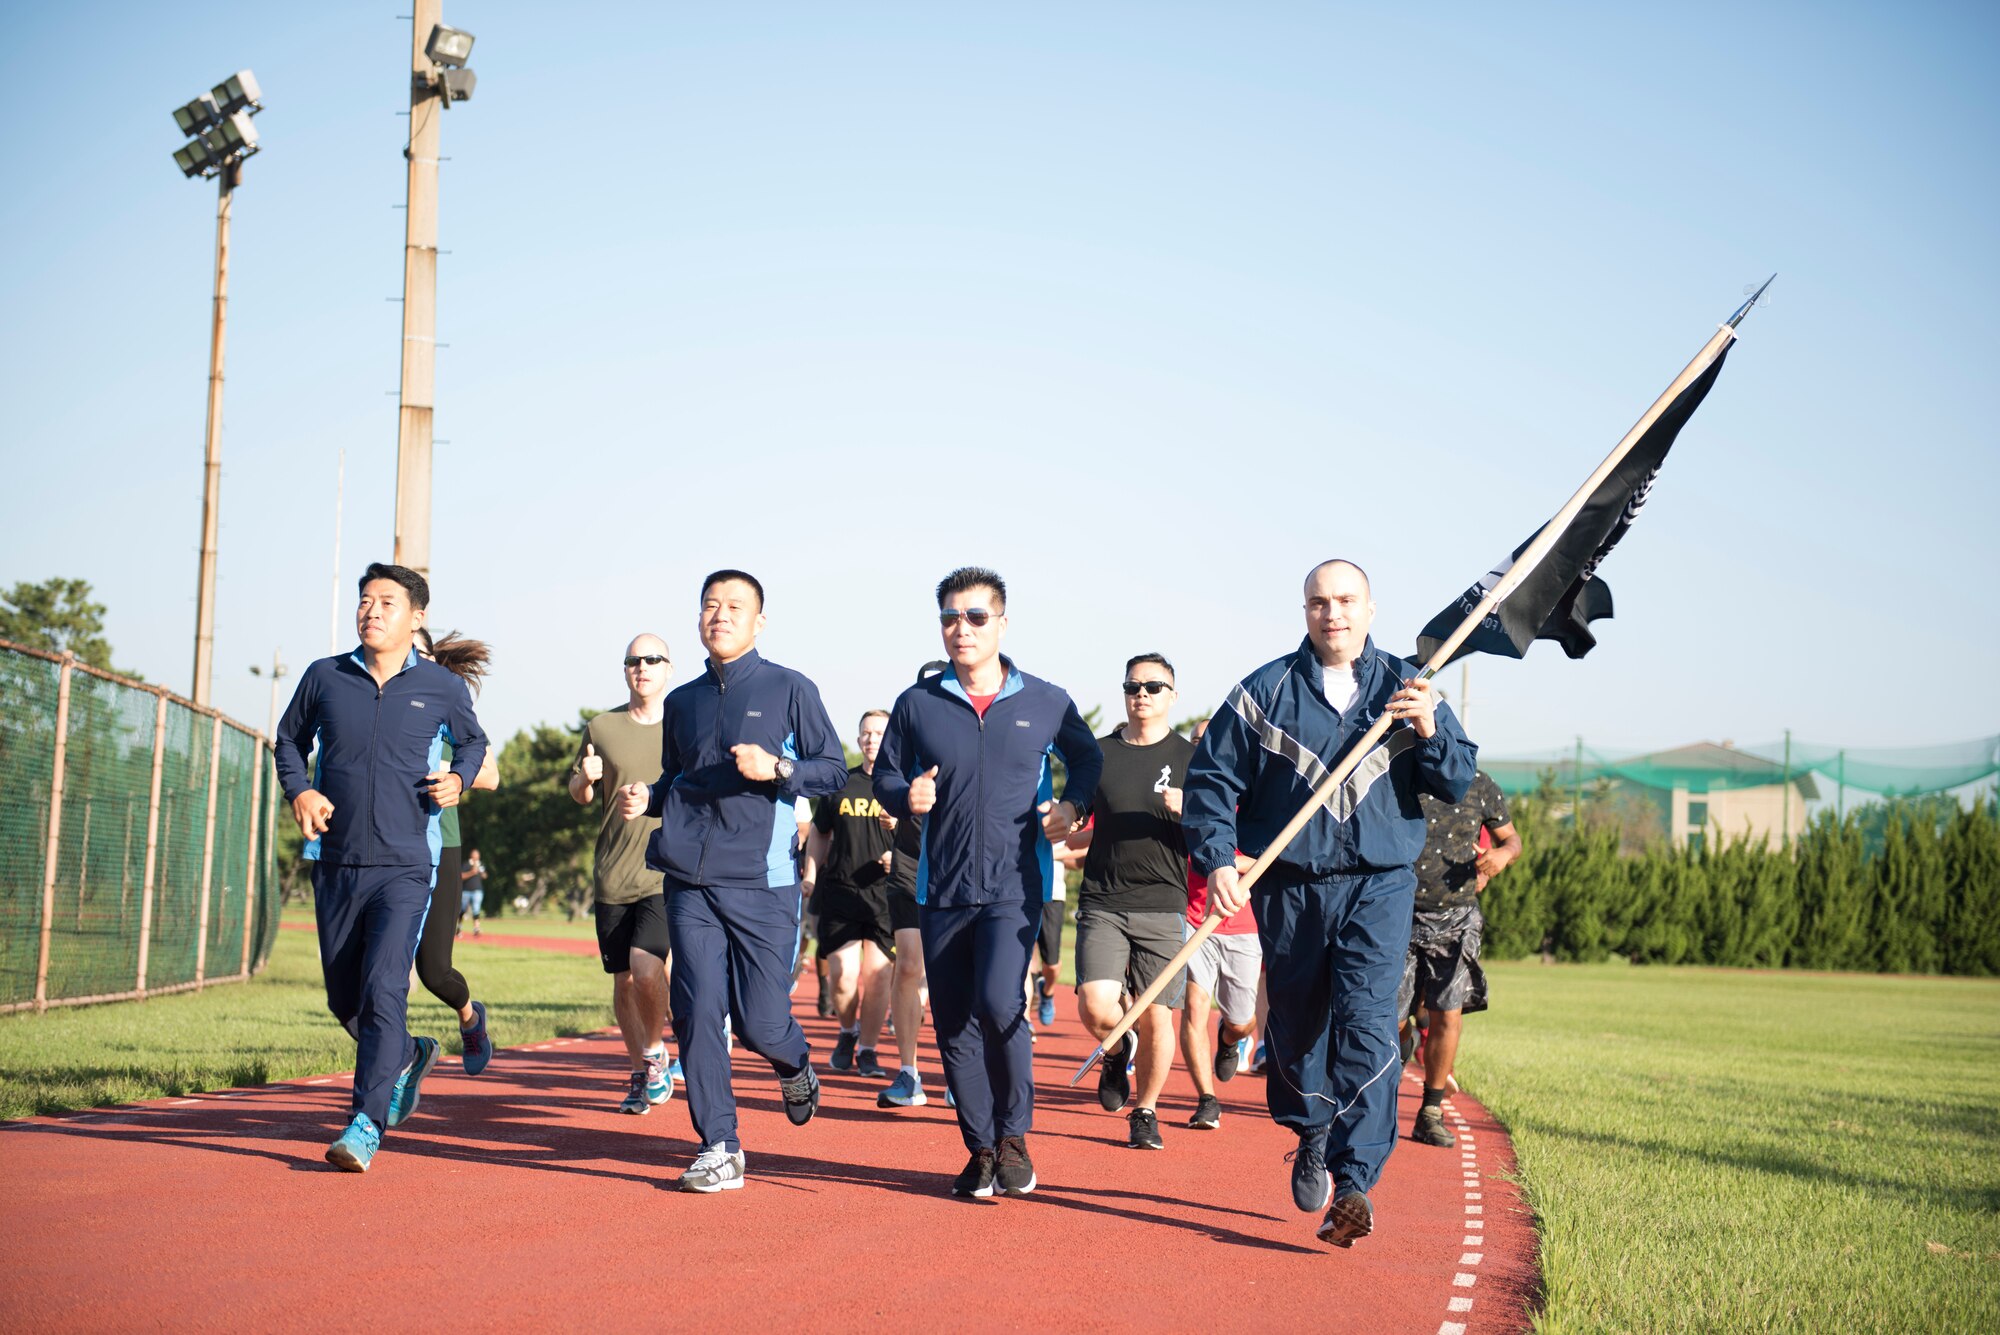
[570, 634, 677, 1115]
[874, 567, 1102, 1199]
[616, 571, 847, 1194]
[1184, 559, 1474, 1249]
[1060, 654, 1196, 1151]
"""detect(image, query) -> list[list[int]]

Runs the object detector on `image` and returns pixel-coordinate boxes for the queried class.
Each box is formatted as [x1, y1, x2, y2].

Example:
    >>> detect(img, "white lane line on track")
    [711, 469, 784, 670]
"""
[1449, 1296, 1474, 1312]
[1467, 1219, 1484, 1230]
[169, 1099, 199, 1105]
[1452, 1272, 1477, 1288]
[1465, 1192, 1482, 1200]
[305, 1079, 332, 1085]
[1439, 1324, 1467, 1335]
[1466, 1205, 1483, 1215]
[1461, 1235, 1482, 1246]
[1459, 1253, 1483, 1266]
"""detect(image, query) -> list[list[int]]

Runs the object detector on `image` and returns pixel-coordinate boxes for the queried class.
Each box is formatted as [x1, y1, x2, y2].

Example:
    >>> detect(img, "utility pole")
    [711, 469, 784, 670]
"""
[392, 7, 477, 578]
[329, 448, 344, 654]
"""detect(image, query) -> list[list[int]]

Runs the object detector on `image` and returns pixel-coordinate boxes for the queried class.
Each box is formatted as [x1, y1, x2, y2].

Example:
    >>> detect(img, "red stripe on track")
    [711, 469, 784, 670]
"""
[0, 995, 1536, 1332]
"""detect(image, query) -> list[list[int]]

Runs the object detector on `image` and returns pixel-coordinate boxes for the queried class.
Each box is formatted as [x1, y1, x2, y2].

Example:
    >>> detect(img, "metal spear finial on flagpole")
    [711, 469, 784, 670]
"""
[1071, 282, 1773, 1088]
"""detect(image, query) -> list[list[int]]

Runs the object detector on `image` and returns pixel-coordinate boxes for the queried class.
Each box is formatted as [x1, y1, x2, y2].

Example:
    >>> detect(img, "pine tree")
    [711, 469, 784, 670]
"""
[1792, 812, 1867, 969]
[1941, 803, 2000, 976]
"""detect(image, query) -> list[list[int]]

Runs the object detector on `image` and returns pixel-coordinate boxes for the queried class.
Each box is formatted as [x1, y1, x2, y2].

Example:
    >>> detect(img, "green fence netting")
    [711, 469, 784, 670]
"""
[0, 642, 281, 1011]
[1486, 736, 2000, 800]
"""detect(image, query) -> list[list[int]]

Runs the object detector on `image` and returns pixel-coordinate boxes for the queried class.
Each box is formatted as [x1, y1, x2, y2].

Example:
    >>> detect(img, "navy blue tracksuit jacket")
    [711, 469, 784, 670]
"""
[272, 646, 488, 1128]
[1183, 636, 1474, 1194]
[875, 658, 1103, 1151]
[639, 648, 846, 1154]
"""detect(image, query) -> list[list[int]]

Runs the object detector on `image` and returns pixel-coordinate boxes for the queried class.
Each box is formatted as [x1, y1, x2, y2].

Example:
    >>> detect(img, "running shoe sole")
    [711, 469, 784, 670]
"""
[386, 1038, 441, 1128]
[1317, 1192, 1374, 1248]
[324, 1141, 371, 1172]
[680, 1172, 745, 1194]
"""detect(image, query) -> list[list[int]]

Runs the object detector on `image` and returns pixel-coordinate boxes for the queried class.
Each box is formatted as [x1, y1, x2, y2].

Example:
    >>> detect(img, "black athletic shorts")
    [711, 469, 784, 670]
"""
[1037, 899, 1065, 966]
[814, 882, 895, 960]
[594, 893, 670, 975]
[1397, 904, 1487, 1018]
[888, 887, 920, 935]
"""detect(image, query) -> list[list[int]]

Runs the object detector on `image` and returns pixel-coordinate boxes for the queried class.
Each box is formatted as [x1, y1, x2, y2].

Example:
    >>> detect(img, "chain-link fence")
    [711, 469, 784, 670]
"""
[0, 639, 280, 1012]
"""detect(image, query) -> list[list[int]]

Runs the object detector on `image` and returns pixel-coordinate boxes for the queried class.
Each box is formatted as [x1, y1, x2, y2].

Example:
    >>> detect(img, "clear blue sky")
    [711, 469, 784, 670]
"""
[3, 2, 1996, 767]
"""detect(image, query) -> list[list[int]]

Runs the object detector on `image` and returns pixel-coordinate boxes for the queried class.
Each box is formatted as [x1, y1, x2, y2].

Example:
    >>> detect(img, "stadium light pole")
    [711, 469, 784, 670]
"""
[393, 6, 478, 579]
[173, 71, 264, 706]
[249, 648, 287, 739]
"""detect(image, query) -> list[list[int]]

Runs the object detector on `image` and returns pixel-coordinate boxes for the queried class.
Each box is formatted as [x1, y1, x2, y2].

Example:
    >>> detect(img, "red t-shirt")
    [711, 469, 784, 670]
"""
[1186, 861, 1259, 935]
[968, 690, 999, 718]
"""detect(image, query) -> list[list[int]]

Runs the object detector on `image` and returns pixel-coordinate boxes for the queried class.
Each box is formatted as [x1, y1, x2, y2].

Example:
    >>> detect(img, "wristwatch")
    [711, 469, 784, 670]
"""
[1063, 797, 1089, 828]
[774, 757, 796, 784]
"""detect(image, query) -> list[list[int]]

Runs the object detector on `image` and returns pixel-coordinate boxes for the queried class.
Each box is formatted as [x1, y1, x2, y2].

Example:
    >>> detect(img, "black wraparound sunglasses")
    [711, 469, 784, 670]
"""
[938, 609, 995, 628]
[1122, 680, 1172, 696]
[623, 654, 669, 668]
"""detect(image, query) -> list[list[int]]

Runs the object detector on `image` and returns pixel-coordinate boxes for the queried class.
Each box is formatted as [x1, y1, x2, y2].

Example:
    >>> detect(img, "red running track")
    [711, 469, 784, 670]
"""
[1, 993, 1536, 1333]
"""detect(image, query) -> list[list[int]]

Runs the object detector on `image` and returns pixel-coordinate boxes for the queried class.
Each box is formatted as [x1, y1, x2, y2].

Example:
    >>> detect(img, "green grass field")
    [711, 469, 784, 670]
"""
[0, 929, 610, 1121]
[1468, 960, 2000, 1333]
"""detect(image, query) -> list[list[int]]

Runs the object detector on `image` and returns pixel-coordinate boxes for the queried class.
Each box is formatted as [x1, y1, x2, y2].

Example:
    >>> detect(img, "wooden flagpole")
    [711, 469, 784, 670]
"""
[1072, 280, 1771, 1084]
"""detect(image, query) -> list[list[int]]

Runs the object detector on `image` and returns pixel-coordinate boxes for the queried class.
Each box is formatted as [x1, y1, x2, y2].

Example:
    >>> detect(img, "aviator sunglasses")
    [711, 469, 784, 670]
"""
[938, 609, 996, 628]
[1122, 680, 1172, 696]
[623, 654, 669, 668]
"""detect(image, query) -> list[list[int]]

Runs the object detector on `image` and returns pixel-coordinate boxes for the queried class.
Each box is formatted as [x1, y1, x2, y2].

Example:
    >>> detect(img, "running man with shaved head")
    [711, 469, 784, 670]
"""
[1184, 559, 1474, 1248]
[570, 633, 678, 1114]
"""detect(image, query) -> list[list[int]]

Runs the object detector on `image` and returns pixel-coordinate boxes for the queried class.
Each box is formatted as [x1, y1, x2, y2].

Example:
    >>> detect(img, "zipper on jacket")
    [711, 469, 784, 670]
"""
[695, 673, 726, 884]
[367, 678, 384, 863]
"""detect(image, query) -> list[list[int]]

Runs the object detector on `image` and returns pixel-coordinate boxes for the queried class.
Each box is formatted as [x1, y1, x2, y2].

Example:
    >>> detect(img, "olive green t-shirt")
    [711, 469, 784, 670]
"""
[572, 707, 664, 905]
[438, 741, 462, 849]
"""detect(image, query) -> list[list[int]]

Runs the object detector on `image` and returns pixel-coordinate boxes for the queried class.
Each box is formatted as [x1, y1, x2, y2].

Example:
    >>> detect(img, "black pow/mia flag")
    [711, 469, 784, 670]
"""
[1416, 341, 1733, 668]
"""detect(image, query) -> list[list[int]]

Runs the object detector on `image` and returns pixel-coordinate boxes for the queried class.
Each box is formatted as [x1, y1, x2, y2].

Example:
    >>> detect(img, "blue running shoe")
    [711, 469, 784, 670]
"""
[1035, 976, 1056, 1028]
[460, 1001, 491, 1077]
[325, 1112, 381, 1172]
[945, 1085, 956, 1109]
[876, 1069, 928, 1109]
[668, 1056, 684, 1084]
[644, 1045, 673, 1105]
[386, 1035, 441, 1128]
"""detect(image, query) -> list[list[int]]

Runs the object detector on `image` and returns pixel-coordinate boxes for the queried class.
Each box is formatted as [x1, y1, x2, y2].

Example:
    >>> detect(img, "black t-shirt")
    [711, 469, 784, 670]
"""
[886, 812, 922, 898]
[1413, 771, 1511, 912]
[1079, 729, 1196, 914]
[812, 768, 894, 907]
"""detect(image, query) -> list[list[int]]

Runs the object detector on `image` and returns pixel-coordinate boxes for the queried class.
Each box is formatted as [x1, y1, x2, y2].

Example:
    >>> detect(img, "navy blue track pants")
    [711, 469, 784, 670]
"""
[313, 863, 429, 1127]
[920, 899, 1039, 1152]
[665, 878, 810, 1154]
[1253, 867, 1417, 1194]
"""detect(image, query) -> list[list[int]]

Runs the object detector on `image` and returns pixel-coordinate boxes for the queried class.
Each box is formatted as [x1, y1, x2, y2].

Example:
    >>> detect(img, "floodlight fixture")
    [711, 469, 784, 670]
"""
[209, 70, 262, 118]
[173, 93, 221, 137]
[438, 67, 477, 105]
[173, 139, 216, 178]
[212, 111, 258, 154]
[425, 24, 475, 67]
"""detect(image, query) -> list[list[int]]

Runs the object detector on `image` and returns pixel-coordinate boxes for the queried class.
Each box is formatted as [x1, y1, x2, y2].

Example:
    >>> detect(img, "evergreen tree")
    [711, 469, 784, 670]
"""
[1792, 812, 1868, 969]
[1941, 803, 2000, 976]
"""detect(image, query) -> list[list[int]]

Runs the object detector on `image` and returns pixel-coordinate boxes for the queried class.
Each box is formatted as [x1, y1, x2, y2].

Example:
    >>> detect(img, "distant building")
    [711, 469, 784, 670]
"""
[1610, 741, 1820, 849]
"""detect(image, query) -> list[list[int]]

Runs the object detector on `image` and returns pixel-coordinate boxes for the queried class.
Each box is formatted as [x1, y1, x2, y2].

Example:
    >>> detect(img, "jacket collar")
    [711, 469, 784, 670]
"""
[704, 646, 763, 688]
[348, 644, 419, 675]
[936, 654, 1025, 706]
[1293, 635, 1382, 707]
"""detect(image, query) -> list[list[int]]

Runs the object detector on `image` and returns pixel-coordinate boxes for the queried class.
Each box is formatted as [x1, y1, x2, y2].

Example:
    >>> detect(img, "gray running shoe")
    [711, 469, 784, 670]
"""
[679, 1144, 746, 1193]
[1287, 1127, 1332, 1213]
[781, 1063, 820, 1126]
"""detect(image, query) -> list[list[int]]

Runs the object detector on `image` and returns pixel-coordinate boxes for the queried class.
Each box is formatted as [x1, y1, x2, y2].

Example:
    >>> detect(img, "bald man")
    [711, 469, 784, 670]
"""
[1183, 559, 1474, 1248]
[570, 633, 679, 1114]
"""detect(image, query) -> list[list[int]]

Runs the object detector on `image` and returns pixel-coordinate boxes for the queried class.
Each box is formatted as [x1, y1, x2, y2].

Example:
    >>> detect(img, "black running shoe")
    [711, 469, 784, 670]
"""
[996, 1134, 1037, 1196]
[781, 1064, 820, 1126]
[1287, 1127, 1332, 1213]
[1097, 1031, 1135, 1112]
[854, 1047, 889, 1079]
[1127, 1108, 1164, 1150]
[1412, 1104, 1455, 1147]
[1317, 1188, 1374, 1248]
[1187, 1093, 1222, 1130]
[1215, 1034, 1244, 1083]
[951, 1147, 997, 1197]
[830, 1031, 858, 1071]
